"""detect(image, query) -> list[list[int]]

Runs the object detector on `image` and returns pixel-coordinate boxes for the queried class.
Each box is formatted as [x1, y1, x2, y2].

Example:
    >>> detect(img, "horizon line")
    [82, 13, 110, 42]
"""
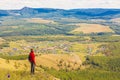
[0, 6, 120, 10]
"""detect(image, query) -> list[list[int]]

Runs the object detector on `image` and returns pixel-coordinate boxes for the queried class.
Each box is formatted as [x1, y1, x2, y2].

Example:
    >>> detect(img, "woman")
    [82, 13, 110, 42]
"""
[28, 49, 36, 74]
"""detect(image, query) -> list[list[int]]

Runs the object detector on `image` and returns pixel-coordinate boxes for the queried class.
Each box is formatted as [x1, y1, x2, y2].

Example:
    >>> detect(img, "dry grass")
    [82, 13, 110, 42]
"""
[36, 54, 82, 70]
[71, 23, 114, 34]
[0, 58, 29, 71]
[26, 18, 57, 24]
[0, 54, 82, 71]
[0, 57, 60, 80]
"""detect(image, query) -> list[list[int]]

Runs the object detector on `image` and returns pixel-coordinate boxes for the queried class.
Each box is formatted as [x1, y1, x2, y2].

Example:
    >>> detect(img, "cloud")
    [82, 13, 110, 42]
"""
[0, 0, 120, 10]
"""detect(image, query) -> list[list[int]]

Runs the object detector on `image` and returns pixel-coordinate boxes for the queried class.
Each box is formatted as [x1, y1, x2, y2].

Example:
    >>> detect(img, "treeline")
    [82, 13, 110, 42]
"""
[2, 36, 87, 42]
[0, 55, 28, 60]
[91, 36, 120, 42]
[0, 23, 77, 36]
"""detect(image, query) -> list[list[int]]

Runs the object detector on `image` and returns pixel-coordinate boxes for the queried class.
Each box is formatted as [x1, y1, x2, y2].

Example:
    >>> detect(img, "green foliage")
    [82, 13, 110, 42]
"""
[107, 58, 120, 72]
[84, 56, 120, 72]
[107, 42, 120, 56]
[0, 55, 28, 60]
[3, 36, 87, 42]
[92, 36, 120, 42]
[47, 69, 120, 80]
[0, 19, 78, 36]
[0, 42, 9, 48]
[98, 42, 120, 56]
[0, 17, 117, 36]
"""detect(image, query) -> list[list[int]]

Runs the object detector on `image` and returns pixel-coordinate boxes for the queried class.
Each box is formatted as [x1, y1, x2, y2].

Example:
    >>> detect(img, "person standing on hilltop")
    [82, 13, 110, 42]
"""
[28, 49, 36, 74]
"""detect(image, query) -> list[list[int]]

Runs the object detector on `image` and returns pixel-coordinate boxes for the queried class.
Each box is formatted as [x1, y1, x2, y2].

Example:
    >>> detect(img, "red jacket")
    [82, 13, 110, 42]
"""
[29, 51, 36, 65]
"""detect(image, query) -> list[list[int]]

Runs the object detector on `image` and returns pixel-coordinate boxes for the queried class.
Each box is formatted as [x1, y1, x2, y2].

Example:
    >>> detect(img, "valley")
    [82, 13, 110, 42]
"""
[0, 7, 120, 80]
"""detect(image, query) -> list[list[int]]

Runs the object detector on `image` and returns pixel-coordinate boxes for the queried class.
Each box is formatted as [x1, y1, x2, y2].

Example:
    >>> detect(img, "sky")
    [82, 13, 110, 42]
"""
[0, 0, 120, 10]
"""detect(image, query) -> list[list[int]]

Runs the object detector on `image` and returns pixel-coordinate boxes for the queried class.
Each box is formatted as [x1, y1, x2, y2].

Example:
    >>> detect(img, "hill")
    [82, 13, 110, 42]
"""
[0, 7, 120, 19]
[0, 53, 82, 80]
[0, 7, 120, 36]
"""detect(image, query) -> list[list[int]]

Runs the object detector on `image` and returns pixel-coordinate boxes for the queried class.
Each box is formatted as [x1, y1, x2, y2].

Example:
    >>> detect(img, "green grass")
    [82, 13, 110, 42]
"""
[47, 69, 120, 80]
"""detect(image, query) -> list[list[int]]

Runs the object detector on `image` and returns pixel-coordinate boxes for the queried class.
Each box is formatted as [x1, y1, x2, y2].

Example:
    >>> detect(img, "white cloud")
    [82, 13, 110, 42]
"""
[0, 0, 120, 10]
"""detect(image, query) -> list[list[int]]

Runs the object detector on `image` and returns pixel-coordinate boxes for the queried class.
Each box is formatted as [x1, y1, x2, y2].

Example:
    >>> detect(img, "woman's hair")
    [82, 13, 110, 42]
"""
[31, 49, 33, 52]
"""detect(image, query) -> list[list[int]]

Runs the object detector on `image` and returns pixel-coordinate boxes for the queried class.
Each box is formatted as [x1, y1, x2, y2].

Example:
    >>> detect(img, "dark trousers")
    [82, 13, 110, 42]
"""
[31, 62, 35, 74]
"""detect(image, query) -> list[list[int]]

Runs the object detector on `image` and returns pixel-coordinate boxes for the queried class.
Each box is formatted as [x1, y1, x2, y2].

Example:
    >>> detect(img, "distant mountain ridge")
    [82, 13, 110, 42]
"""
[0, 7, 120, 19]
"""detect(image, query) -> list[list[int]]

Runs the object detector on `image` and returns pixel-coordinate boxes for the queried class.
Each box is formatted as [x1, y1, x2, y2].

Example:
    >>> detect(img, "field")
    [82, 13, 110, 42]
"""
[26, 18, 57, 24]
[71, 23, 114, 34]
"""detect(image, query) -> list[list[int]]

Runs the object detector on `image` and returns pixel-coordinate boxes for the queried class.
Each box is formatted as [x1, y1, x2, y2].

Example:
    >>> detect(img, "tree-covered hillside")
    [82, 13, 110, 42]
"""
[0, 7, 120, 19]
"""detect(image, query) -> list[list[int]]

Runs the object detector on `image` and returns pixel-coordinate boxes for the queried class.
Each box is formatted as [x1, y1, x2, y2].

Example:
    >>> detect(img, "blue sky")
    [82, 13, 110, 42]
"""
[0, 0, 120, 10]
